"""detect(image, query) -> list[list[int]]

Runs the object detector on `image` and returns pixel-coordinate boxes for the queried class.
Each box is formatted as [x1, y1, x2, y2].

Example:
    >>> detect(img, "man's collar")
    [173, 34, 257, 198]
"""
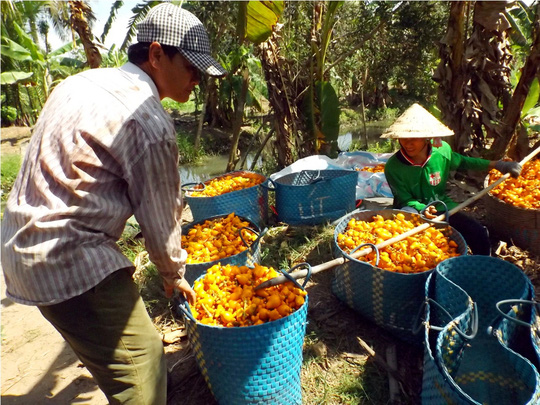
[120, 62, 160, 100]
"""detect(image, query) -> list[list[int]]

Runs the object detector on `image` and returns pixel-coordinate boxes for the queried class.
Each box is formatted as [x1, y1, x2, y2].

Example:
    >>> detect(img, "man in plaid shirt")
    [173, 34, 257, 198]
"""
[1, 4, 225, 403]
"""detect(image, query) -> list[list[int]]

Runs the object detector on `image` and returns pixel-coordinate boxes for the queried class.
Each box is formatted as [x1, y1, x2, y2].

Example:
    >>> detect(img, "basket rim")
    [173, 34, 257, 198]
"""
[273, 169, 357, 185]
[483, 173, 540, 213]
[182, 213, 260, 232]
[184, 170, 267, 197]
[182, 294, 309, 330]
[333, 209, 466, 275]
[182, 213, 260, 266]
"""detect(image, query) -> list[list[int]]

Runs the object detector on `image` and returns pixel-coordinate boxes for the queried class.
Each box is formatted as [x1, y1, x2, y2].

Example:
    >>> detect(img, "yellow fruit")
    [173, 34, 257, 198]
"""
[190, 173, 264, 197]
[190, 263, 307, 327]
[336, 213, 460, 273]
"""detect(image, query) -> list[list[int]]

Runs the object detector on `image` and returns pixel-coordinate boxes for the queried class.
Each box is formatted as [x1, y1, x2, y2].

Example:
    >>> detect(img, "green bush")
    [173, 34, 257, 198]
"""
[162, 97, 197, 113]
[1, 105, 18, 124]
[349, 139, 397, 153]
[176, 130, 205, 164]
[1, 154, 21, 202]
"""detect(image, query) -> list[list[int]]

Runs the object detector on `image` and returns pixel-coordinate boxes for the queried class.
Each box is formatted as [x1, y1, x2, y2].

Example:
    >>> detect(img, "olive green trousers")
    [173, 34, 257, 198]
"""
[39, 268, 167, 405]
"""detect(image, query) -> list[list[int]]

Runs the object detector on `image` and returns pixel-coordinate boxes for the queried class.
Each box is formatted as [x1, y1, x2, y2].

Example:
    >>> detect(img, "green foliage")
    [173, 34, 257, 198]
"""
[522, 77, 539, 118]
[367, 107, 400, 122]
[241, 1, 284, 44]
[162, 97, 197, 114]
[176, 130, 204, 165]
[100, 46, 128, 68]
[349, 139, 396, 154]
[1, 154, 21, 202]
[1, 104, 18, 124]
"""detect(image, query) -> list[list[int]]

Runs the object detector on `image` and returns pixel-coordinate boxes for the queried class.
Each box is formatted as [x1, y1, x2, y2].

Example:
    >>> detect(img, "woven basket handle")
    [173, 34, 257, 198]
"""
[342, 243, 380, 267]
[175, 294, 196, 322]
[239, 226, 267, 249]
[261, 178, 276, 191]
[492, 299, 540, 329]
[420, 200, 449, 223]
[306, 170, 325, 185]
[281, 263, 312, 289]
[420, 297, 479, 341]
[181, 182, 206, 194]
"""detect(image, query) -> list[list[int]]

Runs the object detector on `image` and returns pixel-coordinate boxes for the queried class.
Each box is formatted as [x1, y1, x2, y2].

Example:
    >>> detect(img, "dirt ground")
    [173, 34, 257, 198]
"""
[2, 126, 540, 404]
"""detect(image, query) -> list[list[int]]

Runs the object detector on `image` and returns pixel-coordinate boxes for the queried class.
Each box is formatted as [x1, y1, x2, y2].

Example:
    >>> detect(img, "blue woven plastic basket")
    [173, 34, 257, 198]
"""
[421, 256, 540, 404]
[182, 214, 266, 285]
[183, 170, 268, 228]
[177, 269, 310, 405]
[331, 210, 468, 345]
[269, 169, 357, 225]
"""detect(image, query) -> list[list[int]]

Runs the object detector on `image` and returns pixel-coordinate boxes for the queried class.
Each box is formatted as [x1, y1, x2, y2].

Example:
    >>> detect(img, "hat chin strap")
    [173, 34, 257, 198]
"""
[432, 137, 443, 147]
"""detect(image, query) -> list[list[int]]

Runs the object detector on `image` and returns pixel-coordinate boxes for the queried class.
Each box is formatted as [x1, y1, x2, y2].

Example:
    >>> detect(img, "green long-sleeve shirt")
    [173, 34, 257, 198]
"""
[384, 141, 490, 212]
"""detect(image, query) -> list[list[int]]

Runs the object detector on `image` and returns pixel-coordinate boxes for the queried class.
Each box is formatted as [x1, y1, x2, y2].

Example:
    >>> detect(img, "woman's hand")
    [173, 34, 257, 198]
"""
[494, 160, 522, 178]
[423, 205, 438, 219]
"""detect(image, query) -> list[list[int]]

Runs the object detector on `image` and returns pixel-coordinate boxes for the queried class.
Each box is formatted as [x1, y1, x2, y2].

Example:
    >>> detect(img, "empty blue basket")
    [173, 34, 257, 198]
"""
[269, 169, 357, 225]
[421, 256, 540, 404]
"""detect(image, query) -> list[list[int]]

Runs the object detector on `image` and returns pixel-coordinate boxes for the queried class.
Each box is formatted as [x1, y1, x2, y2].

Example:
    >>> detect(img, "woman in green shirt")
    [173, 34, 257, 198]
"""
[382, 104, 521, 255]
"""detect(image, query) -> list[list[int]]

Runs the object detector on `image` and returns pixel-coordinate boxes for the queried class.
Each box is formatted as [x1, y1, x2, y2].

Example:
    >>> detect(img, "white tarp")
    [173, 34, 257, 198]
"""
[270, 152, 394, 200]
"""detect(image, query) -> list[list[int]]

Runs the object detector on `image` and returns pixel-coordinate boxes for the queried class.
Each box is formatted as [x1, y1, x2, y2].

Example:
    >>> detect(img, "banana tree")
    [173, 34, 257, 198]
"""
[302, 1, 343, 157]
[1, 0, 104, 125]
[239, 0, 343, 168]
[434, 0, 539, 160]
[238, 1, 297, 168]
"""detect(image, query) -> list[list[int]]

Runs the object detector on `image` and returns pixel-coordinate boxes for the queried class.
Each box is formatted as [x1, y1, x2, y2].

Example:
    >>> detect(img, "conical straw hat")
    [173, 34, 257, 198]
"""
[380, 103, 454, 138]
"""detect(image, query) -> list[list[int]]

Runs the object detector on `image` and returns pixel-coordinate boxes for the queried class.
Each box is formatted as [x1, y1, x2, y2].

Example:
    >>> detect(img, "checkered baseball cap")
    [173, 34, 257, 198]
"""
[137, 3, 227, 77]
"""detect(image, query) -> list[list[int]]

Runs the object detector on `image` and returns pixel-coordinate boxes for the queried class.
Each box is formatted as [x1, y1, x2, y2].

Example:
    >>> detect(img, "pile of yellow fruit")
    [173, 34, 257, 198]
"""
[488, 159, 540, 209]
[182, 213, 258, 264]
[190, 173, 264, 197]
[356, 164, 385, 173]
[190, 263, 307, 327]
[336, 213, 460, 273]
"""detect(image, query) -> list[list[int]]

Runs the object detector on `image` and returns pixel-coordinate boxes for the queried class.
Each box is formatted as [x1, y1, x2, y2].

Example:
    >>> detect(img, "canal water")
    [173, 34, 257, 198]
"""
[180, 121, 391, 184]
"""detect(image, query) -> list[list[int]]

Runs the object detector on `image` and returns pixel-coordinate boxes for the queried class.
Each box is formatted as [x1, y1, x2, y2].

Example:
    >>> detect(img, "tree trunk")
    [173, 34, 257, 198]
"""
[434, 1, 468, 151]
[68, 1, 101, 68]
[491, 9, 540, 159]
[257, 32, 297, 168]
[195, 78, 210, 151]
[226, 68, 249, 172]
[435, 1, 524, 159]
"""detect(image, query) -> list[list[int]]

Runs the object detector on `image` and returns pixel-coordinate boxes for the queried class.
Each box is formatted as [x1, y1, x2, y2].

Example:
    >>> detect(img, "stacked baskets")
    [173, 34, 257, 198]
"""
[183, 170, 268, 228]
[179, 170, 310, 404]
[422, 256, 540, 404]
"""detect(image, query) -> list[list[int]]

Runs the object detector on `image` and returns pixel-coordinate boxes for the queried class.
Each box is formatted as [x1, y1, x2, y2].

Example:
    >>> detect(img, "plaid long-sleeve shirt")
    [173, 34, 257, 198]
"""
[1, 62, 187, 306]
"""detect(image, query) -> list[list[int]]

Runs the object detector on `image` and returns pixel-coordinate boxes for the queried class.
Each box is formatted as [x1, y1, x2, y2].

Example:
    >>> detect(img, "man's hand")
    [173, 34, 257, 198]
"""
[495, 160, 522, 178]
[164, 277, 196, 305]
